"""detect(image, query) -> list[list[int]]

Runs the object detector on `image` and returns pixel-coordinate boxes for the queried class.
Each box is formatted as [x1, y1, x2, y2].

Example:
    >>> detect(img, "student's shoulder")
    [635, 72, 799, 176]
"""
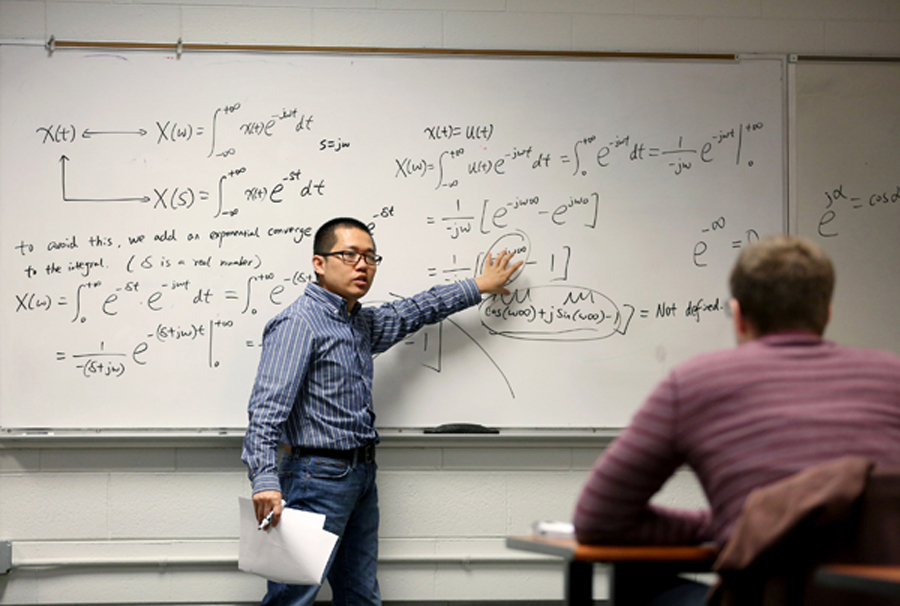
[834, 341, 900, 370]
[263, 293, 321, 331]
[668, 344, 761, 383]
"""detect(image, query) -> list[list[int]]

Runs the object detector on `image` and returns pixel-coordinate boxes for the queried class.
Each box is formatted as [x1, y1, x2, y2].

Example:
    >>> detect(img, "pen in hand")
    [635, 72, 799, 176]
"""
[258, 499, 286, 531]
[258, 510, 275, 531]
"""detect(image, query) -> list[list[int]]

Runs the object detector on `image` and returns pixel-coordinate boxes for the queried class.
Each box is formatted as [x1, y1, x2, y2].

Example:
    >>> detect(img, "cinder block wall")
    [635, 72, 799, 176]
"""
[1, 1, 899, 604]
[0, 436, 707, 603]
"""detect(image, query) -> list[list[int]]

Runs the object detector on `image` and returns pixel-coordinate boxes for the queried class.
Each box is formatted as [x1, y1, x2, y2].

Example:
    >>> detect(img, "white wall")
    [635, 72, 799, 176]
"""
[1, 1, 899, 604]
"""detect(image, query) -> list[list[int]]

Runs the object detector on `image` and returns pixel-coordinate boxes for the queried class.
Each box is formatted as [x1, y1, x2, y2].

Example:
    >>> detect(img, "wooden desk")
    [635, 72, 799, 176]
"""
[816, 564, 900, 598]
[506, 535, 718, 606]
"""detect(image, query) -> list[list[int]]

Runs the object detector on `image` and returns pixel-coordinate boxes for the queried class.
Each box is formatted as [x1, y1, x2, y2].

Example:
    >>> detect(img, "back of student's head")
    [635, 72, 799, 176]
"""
[729, 235, 834, 336]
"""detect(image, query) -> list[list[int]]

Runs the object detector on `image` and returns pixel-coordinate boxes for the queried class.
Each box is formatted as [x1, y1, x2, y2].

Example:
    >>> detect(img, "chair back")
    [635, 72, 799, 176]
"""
[712, 459, 900, 606]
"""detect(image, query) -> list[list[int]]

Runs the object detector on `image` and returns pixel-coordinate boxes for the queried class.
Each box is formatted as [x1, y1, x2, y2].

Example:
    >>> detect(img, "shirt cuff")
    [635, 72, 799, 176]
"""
[251, 473, 282, 495]
[460, 278, 482, 304]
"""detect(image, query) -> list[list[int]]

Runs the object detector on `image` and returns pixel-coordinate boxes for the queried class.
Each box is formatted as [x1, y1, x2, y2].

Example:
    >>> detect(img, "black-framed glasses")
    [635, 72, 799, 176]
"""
[319, 250, 383, 266]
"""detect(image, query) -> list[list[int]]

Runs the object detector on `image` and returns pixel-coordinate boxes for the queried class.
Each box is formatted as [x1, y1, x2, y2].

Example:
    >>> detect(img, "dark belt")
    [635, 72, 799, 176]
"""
[285, 443, 376, 464]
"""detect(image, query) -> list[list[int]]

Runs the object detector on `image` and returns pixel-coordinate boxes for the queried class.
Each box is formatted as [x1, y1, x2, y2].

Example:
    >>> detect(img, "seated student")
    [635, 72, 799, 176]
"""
[573, 235, 900, 605]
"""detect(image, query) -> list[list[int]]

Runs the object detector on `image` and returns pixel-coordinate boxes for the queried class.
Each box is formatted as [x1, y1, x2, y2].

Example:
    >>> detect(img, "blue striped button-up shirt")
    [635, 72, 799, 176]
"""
[242, 279, 481, 493]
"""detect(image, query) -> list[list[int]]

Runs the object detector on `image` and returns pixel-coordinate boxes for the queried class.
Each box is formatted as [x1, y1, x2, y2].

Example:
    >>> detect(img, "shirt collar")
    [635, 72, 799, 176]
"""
[305, 282, 358, 318]
[756, 331, 825, 347]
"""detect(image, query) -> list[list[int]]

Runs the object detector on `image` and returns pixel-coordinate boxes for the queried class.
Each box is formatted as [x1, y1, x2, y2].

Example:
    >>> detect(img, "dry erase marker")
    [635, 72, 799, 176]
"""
[259, 510, 275, 531]
[258, 499, 286, 530]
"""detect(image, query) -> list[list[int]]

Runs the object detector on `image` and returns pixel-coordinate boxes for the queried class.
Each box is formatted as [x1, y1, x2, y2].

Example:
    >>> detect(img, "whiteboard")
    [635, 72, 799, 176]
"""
[793, 60, 900, 355]
[0, 46, 786, 430]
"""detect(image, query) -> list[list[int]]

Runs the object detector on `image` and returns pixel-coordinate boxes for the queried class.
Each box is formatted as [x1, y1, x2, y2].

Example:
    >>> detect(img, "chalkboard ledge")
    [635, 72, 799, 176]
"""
[381, 427, 619, 448]
[0, 427, 620, 448]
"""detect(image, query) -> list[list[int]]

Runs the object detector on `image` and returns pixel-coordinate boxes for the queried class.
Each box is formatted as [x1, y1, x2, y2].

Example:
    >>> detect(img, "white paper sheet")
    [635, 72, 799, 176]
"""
[238, 497, 339, 585]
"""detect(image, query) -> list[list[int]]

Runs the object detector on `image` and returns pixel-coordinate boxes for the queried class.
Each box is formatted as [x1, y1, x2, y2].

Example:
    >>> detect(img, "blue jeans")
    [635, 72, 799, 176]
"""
[260, 452, 381, 606]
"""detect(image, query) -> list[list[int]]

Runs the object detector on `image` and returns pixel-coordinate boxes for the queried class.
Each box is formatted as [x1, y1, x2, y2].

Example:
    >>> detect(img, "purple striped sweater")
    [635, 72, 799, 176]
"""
[573, 332, 900, 547]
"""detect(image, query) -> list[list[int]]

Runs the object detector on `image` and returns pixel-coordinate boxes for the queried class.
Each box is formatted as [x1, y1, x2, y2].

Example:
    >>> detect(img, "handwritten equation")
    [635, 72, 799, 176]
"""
[0, 48, 788, 431]
[815, 183, 900, 238]
[394, 121, 768, 190]
[9, 210, 765, 383]
[36, 103, 770, 225]
[12, 98, 772, 383]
